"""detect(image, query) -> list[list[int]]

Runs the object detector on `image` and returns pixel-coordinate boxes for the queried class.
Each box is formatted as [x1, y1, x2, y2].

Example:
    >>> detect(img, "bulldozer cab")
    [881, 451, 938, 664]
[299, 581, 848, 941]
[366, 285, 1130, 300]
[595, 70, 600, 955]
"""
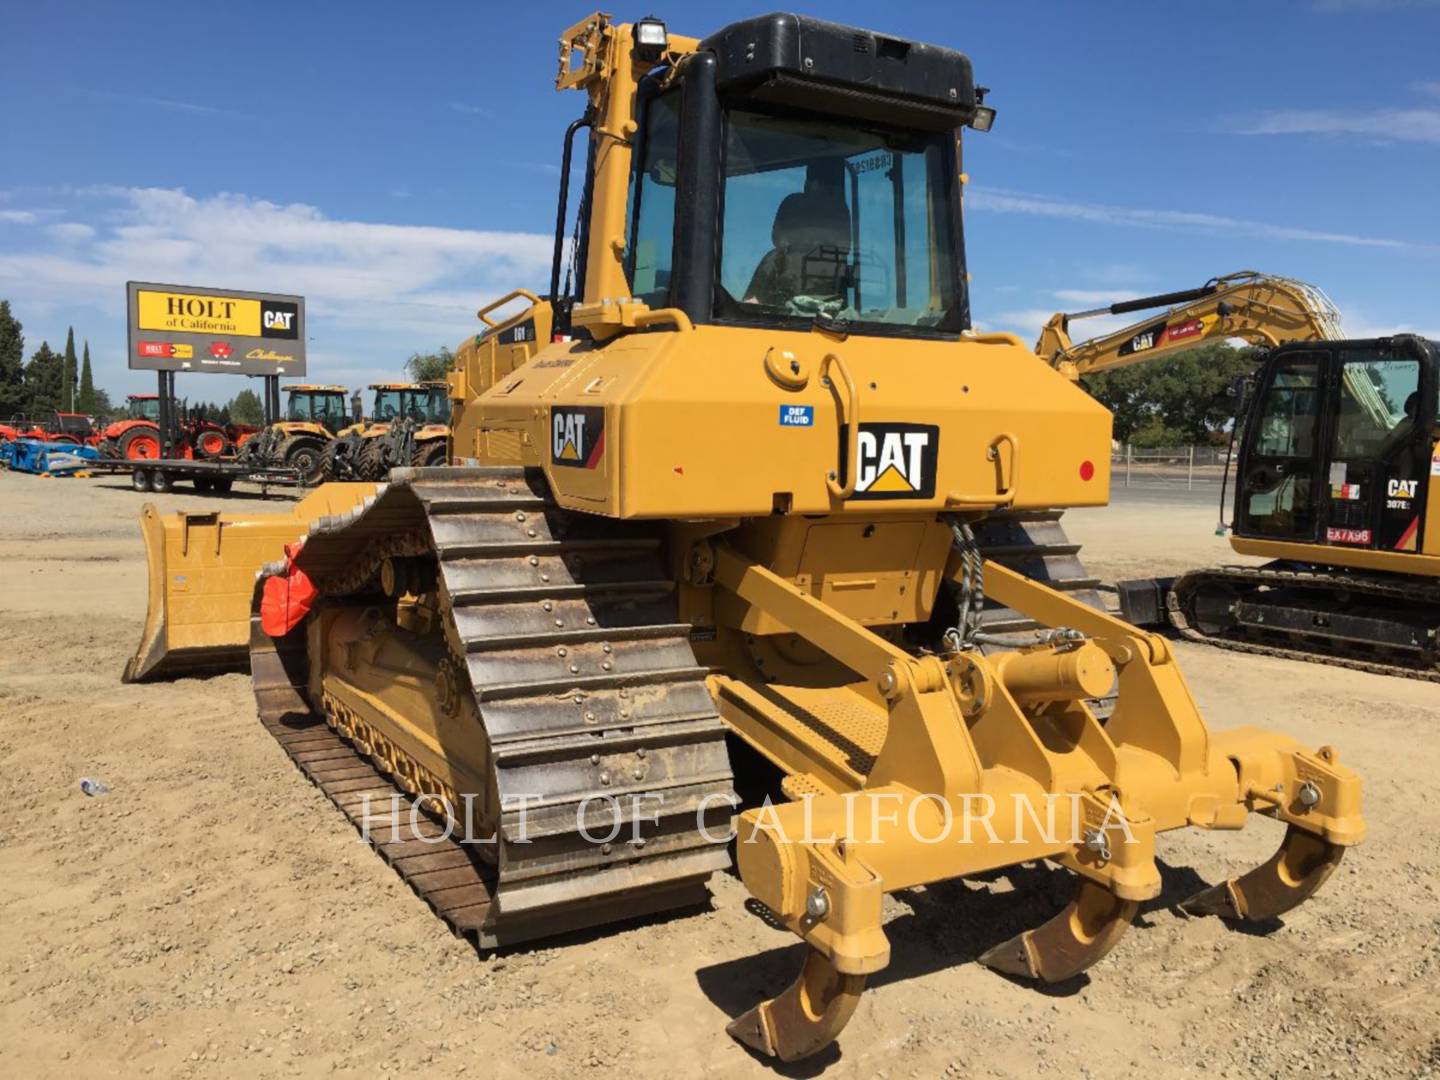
[618, 18, 971, 337]
[285, 386, 348, 427]
[1235, 336, 1438, 555]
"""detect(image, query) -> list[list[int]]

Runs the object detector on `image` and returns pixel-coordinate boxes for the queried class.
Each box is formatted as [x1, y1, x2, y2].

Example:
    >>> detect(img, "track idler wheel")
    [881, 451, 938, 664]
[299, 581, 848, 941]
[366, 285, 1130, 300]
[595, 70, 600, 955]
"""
[978, 877, 1138, 982]
[726, 948, 866, 1063]
[1180, 824, 1345, 922]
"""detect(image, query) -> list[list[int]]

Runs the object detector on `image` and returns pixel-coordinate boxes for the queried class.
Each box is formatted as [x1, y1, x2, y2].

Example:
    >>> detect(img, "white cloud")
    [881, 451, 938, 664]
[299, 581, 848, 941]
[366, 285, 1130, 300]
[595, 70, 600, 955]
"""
[83, 90, 223, 115]
[1415, 81, 1440, 98]
[0, 187, 553, 391]
[1053, 289, 1129, 306]
[0, 210, 38, 224]
[46, 222, 96, 242]
[448, 102, 493, 117]
[967, 185, 1430, 251]
[1233, 107, 1440, 144]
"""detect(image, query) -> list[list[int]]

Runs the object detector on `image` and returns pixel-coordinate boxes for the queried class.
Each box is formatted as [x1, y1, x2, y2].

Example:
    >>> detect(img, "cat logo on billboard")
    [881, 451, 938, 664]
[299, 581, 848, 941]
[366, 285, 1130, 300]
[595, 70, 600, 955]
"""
[551, 406, 605, 469]
[851, 423, 939, 500]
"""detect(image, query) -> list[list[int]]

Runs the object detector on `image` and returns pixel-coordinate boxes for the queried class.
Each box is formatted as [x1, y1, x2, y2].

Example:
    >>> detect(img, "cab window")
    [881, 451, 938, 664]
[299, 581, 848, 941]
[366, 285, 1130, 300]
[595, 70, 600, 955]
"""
[625, 90, 680, 308]
[1331, 354, 1421, 460]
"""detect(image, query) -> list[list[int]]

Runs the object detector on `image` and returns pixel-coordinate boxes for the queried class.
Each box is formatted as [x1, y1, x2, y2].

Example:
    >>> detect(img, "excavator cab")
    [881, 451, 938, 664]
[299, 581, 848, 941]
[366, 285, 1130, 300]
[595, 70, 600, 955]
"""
[1236, 336, 1438, 556]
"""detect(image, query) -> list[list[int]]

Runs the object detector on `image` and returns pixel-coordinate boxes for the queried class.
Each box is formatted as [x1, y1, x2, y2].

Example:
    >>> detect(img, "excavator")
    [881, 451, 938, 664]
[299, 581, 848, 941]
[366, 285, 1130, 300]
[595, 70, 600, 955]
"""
[126, 13, 1365, 1061]
[1037, 273, 1439, 680]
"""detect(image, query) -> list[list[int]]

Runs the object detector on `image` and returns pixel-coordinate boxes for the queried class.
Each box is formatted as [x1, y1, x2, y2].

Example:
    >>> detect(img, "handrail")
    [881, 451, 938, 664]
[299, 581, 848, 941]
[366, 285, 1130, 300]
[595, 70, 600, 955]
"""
[476, 289, 542, 328]
[633, 307, 695, 333]
[820, 352, 859, 500]
[946, 432, 1018, 508]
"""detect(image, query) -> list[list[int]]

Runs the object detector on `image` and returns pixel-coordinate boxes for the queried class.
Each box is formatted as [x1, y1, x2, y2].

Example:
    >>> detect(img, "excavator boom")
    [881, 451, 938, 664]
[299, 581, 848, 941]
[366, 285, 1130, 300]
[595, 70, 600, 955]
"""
[1036, 270, 1343, 378]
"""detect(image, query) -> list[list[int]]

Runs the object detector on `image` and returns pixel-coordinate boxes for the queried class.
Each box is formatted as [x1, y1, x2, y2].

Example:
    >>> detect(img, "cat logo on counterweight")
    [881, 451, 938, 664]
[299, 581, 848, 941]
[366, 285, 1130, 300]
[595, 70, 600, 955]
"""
[551, 406, 605, 469]
[851, 422, 939, 500]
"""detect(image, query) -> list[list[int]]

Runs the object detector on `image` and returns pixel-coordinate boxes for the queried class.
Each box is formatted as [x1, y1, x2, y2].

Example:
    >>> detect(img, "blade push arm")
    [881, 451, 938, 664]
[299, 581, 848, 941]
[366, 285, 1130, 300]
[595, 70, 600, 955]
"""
[1035, 271, 1343, 380]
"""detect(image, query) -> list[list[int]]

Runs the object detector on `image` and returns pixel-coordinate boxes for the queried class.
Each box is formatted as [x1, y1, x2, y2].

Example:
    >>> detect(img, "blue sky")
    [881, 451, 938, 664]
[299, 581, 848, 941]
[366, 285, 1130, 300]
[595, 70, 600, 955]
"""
[3, 0, 1438, 403]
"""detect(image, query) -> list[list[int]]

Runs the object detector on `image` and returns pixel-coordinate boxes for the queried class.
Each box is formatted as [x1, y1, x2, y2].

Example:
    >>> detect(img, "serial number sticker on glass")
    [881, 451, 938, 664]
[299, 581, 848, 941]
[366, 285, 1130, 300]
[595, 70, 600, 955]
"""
[779, 405, 815, 427]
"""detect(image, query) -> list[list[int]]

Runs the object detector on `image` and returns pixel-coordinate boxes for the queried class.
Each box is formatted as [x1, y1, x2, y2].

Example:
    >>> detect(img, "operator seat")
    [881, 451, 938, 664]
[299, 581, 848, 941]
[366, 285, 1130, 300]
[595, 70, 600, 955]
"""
[744, 190, 851, 308]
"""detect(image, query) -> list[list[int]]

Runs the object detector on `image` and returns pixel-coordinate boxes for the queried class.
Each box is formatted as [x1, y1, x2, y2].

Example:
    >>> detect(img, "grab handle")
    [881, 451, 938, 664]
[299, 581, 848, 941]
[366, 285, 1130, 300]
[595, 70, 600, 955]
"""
[477, 289, 542, 328]
[946, 433, 1018, 508]
[821, 352, 859, 500]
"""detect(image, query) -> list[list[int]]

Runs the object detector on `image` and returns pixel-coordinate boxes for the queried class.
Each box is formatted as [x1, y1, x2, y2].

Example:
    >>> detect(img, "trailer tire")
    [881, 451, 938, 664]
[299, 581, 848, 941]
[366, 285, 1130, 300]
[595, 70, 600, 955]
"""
[194, 476, 215, 493]
[132, 468, 152, 492]
[151, 470, 172, 494]
[213, 478, 234, 494]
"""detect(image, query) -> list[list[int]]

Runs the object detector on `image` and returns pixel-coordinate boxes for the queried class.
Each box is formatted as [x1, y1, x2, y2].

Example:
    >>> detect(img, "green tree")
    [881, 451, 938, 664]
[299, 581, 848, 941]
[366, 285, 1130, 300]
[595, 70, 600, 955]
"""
[91, 387, 115, 420]
[0, 300, 25, 419]
[23, 342, 64, 414]
[405, 346, 455, 383]
[1081, 342, 1259, 448]
[61, 327, 78, 411]
[229, 389, 264, 425]
[78, 340, 96, 414]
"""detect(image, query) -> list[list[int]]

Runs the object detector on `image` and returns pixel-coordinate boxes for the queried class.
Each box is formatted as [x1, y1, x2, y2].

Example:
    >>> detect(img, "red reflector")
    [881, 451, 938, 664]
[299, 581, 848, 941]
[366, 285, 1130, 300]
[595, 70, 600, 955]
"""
[1079, 460, 1095, 481]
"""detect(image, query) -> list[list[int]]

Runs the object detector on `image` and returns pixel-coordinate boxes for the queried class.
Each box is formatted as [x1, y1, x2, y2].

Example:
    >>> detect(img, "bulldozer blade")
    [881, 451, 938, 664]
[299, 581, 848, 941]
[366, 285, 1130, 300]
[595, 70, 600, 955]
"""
[1180, 824, 1345, 922]
[726, 948, 866, 1063]
[978, 877, 1138, 983]
[124, 485, 377, 683]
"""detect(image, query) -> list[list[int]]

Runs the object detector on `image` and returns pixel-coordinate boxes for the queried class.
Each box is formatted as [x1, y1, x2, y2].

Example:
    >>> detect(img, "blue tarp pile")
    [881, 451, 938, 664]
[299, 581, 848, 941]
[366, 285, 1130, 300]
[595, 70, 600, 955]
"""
[0, 438, 101, 475]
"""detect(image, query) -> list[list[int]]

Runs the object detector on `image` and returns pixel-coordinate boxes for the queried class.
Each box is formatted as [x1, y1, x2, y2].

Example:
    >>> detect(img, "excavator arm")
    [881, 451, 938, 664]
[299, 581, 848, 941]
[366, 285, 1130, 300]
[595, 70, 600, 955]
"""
[1035, 270, 1343, 379]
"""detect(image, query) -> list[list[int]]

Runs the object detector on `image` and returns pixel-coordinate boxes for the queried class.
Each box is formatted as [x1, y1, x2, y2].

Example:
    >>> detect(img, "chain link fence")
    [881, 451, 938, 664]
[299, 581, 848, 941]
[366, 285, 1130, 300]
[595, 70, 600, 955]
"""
[1110, 444, 1238, 489]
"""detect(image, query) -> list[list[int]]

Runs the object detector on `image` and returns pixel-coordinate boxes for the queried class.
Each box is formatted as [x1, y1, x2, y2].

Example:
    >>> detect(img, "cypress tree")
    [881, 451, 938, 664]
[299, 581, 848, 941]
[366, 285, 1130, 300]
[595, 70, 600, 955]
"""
[62, 327, 78, 411]
[78, 341, 96, 414]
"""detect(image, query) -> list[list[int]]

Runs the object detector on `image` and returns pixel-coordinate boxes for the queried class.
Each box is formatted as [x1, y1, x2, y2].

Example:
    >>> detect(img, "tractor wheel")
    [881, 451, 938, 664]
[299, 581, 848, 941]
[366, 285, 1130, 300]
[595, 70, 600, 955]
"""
[413, 439, 448, 468]
[195, 430, 230, 459]
[131, 468, 152, 492]
[119, 427, 162, 461]
[319, 440, 345, 481]
[355, 438, 389, 481]
[150, 470, 172, 493]
[284, 439, 326, 484]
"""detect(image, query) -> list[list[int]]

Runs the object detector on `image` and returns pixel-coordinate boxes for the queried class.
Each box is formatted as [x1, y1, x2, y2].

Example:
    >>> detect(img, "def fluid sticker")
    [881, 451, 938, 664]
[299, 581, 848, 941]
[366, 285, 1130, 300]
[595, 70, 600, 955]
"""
[779, 405, 814, 427]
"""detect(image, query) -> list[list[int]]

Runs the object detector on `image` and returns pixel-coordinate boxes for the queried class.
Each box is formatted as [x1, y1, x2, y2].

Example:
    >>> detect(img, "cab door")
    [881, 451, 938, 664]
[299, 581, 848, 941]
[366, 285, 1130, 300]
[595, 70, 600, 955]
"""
[1322, 346, 1429, 553]
[1235, 350, 1327, 541]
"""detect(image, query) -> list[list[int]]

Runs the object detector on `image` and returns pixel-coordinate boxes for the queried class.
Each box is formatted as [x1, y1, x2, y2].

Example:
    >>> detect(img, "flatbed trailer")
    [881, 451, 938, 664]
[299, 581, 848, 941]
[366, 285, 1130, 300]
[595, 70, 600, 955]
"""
[84, 457, 302, 496]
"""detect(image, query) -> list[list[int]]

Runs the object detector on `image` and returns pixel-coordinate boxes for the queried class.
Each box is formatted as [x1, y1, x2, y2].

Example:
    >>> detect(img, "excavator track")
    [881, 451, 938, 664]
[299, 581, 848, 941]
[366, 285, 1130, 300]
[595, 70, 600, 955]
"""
[250, 466, 737, 948]
[1169, 563, 1440, 683]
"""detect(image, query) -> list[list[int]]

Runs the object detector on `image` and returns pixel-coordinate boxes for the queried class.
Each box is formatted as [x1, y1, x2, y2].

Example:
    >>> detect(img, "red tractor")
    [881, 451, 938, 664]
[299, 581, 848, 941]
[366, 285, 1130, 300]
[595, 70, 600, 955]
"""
[0, 410, 100, 447]
[97, 395, 255, 461]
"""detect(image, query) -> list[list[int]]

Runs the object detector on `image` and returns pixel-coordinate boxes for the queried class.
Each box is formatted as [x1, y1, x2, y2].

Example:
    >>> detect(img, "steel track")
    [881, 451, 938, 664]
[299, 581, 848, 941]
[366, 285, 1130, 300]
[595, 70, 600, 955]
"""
[1168, 564, 1440, 683]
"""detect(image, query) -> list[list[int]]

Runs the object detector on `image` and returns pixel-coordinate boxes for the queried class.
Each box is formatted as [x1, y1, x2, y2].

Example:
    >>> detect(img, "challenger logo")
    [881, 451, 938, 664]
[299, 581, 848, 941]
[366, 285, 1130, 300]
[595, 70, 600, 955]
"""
[551, 406, 605, 469]
[851, 423, 938, 500]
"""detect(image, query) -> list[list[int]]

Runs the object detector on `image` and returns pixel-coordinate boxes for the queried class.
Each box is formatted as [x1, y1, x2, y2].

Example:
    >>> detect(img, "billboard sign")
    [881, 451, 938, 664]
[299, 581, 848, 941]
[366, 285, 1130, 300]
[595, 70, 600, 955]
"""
[126, 281, 306, 376]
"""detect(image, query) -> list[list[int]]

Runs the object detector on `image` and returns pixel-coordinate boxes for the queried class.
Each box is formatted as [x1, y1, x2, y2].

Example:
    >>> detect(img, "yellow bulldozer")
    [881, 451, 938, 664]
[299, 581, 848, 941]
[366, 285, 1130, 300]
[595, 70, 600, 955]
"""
[126, 13, 1364, 1061]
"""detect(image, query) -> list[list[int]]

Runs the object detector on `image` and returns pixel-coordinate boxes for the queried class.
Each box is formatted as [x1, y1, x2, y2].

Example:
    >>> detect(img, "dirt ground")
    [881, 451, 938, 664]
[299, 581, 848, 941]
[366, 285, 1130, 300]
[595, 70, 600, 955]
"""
[1, 470, 1436, 1079]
